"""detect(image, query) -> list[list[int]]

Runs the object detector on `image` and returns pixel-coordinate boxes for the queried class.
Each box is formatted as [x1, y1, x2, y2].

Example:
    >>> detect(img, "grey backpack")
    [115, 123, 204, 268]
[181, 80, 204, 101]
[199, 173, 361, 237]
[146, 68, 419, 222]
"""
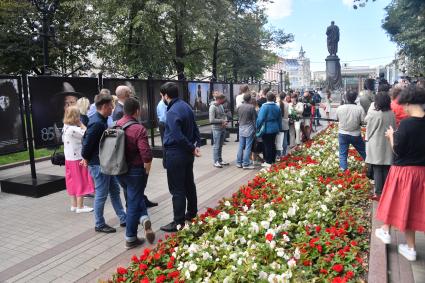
[99, 120, 138, 175]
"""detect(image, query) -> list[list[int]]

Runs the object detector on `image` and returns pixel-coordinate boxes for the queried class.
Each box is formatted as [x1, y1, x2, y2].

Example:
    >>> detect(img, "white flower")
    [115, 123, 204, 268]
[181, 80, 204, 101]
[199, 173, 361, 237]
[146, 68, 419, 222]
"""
[243, 205, 249, 212]
[176, 224, 182, 230]
[251, 222, 259, 233]
[202, 252, 211, 260]
[269, 240, 276, 249]
[239, 237, 247, 244]
[282, 234, 290, 242]
[294, 247, 301, 259]
[320, 204, 328, 212]
[240, 215, 248, 223]
[237, 258, 243, 265]
[252, 263, 258, 270]
[189, 262, 198, 272]
[268, 273, 277, 283]
[259, 271, 268, 279]
[223, 277, 231, 283]
[287, 206, 296, 217]
[269, 210, 277, 220]
[224, 201, 231, 207]
[276, 248, 285, 257]
[261, 220, 270, 229]
[218, 212, 230, 220]
[287, 258, 297, 268]
[185, 270, 191, 279]
[214, 235, 223, 242]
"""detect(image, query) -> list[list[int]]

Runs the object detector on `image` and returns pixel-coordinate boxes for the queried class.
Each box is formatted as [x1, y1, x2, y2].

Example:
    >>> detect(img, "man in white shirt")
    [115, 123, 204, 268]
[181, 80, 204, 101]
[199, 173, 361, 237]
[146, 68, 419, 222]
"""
[235, 84, 250, 109]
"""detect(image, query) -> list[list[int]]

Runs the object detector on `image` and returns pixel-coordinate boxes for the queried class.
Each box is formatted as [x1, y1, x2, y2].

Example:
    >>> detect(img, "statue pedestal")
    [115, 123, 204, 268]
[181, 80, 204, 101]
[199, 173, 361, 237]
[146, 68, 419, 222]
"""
[326, 55, 342, 90]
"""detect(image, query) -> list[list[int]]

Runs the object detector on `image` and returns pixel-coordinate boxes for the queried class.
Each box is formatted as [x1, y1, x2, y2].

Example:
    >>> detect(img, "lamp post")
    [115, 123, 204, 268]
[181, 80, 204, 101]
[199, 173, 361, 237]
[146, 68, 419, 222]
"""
[32, 0, 59, 75]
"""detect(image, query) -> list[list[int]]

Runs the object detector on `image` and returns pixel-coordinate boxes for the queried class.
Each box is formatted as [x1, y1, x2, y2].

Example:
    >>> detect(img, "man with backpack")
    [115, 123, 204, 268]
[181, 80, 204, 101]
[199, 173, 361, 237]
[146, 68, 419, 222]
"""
[115, 97, 155, 248]
[81, 91, 126, 233]
[112, 85, 158, 208]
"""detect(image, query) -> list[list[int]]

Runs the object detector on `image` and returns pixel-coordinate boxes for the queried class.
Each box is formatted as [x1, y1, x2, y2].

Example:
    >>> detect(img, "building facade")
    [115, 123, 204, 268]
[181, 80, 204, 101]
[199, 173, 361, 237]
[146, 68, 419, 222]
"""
[262, 47, 311, 90]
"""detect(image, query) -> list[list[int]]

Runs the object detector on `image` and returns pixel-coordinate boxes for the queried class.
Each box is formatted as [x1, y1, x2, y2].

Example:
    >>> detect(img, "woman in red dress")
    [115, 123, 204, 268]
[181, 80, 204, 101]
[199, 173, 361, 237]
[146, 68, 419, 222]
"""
[375, 85, 425, 261]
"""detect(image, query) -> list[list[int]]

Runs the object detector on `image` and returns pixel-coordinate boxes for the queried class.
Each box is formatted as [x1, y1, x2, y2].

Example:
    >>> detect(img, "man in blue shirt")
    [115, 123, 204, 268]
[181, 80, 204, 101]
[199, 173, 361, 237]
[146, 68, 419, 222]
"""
[159, 82, 201, 232]
[81, 92, 126, 233]
[156, 92, 167, 143]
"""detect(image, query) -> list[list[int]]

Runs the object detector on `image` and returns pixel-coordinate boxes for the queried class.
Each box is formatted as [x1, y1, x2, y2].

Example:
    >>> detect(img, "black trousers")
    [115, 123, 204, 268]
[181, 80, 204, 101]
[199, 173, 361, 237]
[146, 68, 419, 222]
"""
[165, 149, 198, 224]
[262, 133, 277, 164]
[372, 164, 390, 195]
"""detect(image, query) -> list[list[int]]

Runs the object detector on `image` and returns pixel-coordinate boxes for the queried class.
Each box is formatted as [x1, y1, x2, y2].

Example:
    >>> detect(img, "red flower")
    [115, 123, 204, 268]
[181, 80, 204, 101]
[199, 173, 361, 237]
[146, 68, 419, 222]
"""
[320, 269, 328, 274]
[316, 226, 322, 233]
[345, 270, 355, 279]
[131, 255, 139, 263]
[156, 275, 166, 283]
[140, 277, 150, 283]
[154, 253, 161, 260]
[265, 233, 274, 241]
[350, 240, 358, 246]
[332, 264, 344, 273]
[167, 261, 174, 269]
[317, 245, 323, 253]
[303, 260, 312, 266]
[332, 276, 347, 283]
[357, 226, 365, 234]
[117, 267, 127, 275]
[117, 278, 125, 283]
[168, 270, 180, 279]
[139, 263, 148, 271]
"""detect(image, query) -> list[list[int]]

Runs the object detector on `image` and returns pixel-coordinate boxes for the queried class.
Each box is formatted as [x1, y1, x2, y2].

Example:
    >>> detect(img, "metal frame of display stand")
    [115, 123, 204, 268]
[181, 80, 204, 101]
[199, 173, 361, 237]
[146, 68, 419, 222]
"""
[1, 73, 65, 198]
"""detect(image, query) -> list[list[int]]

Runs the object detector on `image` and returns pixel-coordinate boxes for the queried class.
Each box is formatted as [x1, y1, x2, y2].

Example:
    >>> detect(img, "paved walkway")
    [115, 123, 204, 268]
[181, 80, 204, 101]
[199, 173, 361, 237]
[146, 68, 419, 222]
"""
[0, 135, 261, 283]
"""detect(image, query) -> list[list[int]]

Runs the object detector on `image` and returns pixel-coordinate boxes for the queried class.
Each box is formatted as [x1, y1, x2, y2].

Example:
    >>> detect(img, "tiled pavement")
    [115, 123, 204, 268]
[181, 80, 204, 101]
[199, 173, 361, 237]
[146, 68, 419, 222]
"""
[0, 135, 261, 283]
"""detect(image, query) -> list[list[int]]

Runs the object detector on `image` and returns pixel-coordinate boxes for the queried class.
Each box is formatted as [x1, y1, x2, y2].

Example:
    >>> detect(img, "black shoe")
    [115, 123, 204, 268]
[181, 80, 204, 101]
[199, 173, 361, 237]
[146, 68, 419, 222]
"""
[145, 199, 159, 208]
[185, 214, 197, 222]
[84, 194, 95, 198]
[95, 224, 116, 233]
[160, 221, 183, 232]
[126, 237, 145, 249]
[120, 222, 126, 227]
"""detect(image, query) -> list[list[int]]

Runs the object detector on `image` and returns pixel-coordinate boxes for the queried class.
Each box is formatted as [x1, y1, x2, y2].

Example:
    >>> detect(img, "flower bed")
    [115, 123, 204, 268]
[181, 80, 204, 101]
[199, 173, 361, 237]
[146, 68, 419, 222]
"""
[108, 124, 371, 283]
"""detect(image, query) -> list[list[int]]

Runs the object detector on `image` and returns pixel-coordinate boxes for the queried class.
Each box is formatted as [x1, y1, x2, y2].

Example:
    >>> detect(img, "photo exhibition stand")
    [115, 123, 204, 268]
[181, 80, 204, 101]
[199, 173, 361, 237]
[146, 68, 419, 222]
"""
[1, 73, 65, 198]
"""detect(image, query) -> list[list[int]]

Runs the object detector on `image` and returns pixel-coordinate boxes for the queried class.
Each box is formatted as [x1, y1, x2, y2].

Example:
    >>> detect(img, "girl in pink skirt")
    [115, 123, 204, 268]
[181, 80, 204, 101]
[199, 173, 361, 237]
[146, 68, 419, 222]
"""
[375, 85, 425, 261]
[62, 106, 95, 213]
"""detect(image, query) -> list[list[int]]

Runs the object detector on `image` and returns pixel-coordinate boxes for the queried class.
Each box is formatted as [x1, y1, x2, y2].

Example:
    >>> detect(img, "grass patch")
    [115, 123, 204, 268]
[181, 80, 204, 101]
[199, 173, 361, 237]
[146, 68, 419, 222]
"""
[0, 147, 62, 166]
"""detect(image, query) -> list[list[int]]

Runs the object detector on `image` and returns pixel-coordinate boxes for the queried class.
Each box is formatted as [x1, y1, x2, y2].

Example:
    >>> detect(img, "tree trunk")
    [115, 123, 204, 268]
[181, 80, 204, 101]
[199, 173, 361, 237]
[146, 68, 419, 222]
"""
[175, 26, 185, 81]
[211, 30, 219, 82]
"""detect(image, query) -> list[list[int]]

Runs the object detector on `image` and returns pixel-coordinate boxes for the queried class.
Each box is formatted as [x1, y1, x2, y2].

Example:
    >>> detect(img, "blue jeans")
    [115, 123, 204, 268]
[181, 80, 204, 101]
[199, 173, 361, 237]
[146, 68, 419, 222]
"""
[117, 166, 148, 241]
[237, 134, 254, 167]
[212, 129, 225, 163]
[88, 165, 126, 228]
[338, 133, 366, 170]
[282, 130, 289, 156]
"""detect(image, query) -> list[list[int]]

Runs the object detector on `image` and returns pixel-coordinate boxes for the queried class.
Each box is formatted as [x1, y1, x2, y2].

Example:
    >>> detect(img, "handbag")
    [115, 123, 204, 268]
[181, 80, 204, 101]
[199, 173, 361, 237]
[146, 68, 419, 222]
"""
[51, 147, 65, 166]
[51, 124, 65, 166]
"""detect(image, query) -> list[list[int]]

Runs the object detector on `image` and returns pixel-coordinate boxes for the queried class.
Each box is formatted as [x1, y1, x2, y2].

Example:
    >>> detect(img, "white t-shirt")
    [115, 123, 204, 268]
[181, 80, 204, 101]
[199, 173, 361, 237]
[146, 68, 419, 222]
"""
[235, 94, 244, 109]
[62, 124, 85, 160]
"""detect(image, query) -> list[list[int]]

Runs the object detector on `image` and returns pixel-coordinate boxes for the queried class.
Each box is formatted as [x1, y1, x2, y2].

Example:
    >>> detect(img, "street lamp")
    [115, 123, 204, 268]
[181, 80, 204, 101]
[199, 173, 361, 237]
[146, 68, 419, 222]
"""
[31, 0, 59, 75]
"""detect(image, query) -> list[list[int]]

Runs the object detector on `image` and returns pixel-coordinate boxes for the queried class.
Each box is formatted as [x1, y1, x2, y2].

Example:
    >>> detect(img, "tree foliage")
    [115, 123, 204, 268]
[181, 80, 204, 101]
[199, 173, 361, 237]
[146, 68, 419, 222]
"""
[381, 0, 425, 75]
[0, 0, 293, 80]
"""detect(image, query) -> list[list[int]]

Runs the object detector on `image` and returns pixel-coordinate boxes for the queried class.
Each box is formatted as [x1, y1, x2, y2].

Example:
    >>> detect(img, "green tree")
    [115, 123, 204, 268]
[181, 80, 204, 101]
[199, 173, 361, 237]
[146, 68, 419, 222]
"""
[381, 0, 425, 75]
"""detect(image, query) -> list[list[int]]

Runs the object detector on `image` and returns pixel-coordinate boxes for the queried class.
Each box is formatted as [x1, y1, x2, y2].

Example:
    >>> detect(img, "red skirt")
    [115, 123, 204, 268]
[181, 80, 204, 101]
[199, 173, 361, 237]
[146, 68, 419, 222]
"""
[376, 165, 425, 232]
[65, 160, 95, 197]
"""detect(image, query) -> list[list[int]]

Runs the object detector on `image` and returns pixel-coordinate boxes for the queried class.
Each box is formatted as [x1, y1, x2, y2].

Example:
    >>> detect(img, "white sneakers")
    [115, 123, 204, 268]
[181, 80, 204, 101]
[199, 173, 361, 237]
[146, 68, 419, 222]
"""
[375, 228, 417, 261]
[398, 244, 417, 261]
[214, 161, 223, 168]
[261, 162, 271, 168]
[375, 228, 391, 244]
[76, 206, 94, 213]
[71, 206, 93, 213]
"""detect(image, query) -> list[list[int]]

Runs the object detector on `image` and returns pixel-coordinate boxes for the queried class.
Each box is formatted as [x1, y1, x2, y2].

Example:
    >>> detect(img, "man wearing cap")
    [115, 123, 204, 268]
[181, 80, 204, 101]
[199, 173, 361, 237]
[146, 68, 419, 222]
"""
[81, 91, 127, 233]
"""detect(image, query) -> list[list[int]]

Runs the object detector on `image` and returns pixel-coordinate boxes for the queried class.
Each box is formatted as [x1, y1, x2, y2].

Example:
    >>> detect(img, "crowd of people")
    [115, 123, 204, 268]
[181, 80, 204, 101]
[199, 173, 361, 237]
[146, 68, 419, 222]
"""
[60, 75, 425, 257]
[335, 77, 425, 262]
[211, 85, 332, 169]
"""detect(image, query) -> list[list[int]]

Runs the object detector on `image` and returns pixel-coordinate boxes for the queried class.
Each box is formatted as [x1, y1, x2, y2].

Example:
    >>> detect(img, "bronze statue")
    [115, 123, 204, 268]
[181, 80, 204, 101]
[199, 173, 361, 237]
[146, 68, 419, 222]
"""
[326, 21, 339, 56]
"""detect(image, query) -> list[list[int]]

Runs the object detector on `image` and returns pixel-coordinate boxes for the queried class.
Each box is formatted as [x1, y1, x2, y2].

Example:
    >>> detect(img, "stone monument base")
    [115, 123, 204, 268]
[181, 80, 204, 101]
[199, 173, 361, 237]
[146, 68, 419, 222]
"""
[326, 55, 342, 90]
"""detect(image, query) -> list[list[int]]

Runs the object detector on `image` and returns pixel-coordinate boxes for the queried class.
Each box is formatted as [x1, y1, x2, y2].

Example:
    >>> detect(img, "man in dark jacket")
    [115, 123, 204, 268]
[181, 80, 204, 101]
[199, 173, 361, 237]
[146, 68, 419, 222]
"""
[81, 91, 126, 233]
[160, 82, 201, 232]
